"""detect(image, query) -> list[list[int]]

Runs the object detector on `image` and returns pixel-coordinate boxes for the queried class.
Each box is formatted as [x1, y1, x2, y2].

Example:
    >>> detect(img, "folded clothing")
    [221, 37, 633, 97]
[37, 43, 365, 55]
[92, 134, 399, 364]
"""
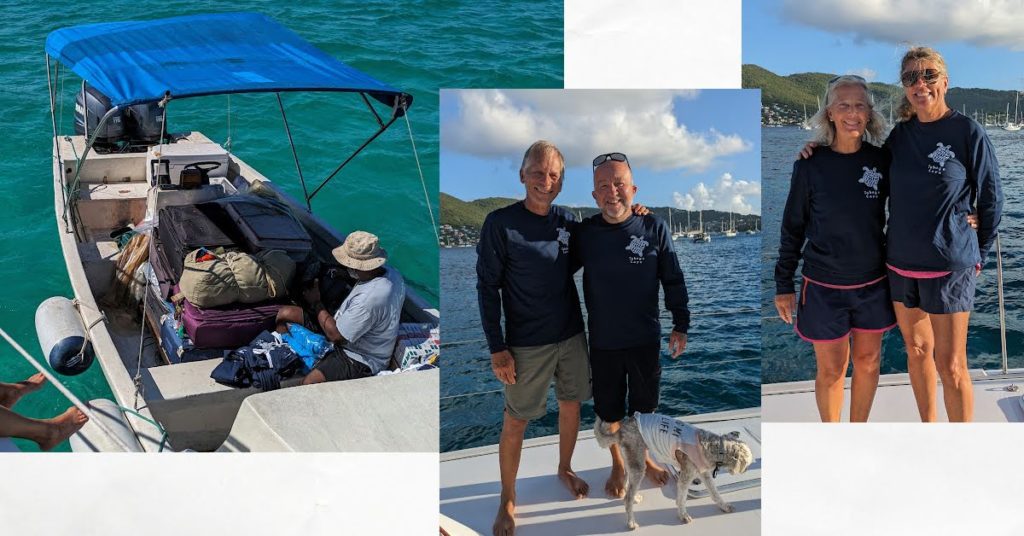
[210, 331, 303, 391]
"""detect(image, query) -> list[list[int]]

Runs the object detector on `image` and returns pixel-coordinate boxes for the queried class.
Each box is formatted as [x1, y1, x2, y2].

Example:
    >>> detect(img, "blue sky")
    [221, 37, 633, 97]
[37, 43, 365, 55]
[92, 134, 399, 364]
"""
[440, 89, 762, 214]
[744, 0, 1024, 90]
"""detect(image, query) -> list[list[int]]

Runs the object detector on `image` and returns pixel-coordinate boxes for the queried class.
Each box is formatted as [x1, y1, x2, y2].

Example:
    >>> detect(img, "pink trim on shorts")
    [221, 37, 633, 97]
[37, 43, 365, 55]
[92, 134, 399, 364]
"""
[886, 263, 951, 279]
[794, 323, 850, 344]
[802, 274, 886, 290]
[851, 322, 898, 334]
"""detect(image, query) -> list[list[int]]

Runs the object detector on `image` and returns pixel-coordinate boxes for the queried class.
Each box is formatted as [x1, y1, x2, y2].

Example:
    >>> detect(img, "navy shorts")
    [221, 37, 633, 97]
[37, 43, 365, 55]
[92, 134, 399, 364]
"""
[590, 343, 661, 423]
[888, 267, 976, 314]
[795, 276, 897, 343]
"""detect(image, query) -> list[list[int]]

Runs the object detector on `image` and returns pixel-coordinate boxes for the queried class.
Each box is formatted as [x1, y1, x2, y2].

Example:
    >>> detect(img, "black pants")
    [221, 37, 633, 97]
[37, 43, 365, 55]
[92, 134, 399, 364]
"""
[313, 348, 372, 382]
[590, 343, 661, 422]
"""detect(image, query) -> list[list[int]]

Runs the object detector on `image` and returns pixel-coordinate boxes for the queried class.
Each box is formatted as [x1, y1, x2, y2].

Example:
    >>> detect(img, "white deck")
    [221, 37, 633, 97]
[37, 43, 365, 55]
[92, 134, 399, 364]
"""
[762, 369, 1024, 422]
[440, 409, 761, 535]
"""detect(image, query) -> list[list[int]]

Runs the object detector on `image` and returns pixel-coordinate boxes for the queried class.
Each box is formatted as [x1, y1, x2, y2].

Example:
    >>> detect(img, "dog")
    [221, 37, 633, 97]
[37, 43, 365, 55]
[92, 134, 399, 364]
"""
[593, 412, 754, 530]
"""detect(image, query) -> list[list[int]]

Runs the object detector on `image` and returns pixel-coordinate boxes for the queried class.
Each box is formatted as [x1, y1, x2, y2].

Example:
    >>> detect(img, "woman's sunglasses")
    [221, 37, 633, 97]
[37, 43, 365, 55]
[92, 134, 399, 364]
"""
[900, 68, 942, 87]
[593, 152, 629, 170]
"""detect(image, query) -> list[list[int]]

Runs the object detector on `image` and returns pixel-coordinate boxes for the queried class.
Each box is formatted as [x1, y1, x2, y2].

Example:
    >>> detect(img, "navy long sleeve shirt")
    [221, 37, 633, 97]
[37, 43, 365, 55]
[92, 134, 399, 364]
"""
[573, 213, 689, 351]
[885, 111, 1002, 271]
[476, 201, 584, 353]
[775, 144, 890, 294]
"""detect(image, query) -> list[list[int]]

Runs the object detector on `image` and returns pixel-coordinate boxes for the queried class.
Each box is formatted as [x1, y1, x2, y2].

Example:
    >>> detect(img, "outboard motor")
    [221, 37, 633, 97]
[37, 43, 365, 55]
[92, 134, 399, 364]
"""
[34, 297, 95, 376]
[125, 101, 165, 146]
[74, 83, 124, 150]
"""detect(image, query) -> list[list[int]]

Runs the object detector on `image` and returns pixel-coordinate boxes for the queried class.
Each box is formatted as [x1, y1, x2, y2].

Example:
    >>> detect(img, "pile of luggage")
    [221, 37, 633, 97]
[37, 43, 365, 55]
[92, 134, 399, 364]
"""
[144, 195, 315, 364]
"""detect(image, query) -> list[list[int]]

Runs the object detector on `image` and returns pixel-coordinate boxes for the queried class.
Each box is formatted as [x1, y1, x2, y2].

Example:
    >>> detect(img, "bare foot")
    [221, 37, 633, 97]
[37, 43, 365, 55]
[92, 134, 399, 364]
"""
[605, 465, 626, 498]
[645, 459, 670, 487]
[37, 407, 88, 451]
[0, 373, 46, 408]
[557, 467, 589, 499]
[492, 497, 516, 536]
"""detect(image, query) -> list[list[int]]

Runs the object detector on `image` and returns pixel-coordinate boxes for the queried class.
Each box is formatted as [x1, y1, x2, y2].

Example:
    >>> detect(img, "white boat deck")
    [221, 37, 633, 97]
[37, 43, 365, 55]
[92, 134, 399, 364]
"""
[440, 408, 761, 535]
[763, 369, 1024, 422]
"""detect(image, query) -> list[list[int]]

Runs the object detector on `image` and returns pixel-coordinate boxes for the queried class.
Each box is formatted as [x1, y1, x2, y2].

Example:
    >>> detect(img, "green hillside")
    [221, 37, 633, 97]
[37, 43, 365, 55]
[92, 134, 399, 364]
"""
[440, 193, 761, 233]
[743, 64, 1021, 125]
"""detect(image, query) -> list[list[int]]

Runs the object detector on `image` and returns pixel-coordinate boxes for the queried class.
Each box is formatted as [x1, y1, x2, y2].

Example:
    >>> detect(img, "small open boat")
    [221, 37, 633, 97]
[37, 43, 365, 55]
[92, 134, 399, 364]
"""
[36, 13, 439, 452]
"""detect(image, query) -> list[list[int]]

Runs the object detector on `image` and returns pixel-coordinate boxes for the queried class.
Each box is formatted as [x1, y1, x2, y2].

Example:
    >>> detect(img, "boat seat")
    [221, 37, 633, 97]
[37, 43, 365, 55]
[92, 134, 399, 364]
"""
[141, 358, 303, 451]
[76, 181, 149, 230]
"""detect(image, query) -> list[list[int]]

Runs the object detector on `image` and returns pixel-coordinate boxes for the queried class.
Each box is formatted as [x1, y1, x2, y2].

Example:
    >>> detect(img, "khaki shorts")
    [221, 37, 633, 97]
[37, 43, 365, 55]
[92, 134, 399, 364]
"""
[505, 332, 591, 421]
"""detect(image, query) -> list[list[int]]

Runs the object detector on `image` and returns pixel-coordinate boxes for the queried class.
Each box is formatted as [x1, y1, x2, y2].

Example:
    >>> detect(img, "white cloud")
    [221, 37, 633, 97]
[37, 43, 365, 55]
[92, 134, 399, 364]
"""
[441, 90, 751, 172]
[677, 172, 761, 214]
[848, 67, 877, 81]
[781, 0, 1024, 50]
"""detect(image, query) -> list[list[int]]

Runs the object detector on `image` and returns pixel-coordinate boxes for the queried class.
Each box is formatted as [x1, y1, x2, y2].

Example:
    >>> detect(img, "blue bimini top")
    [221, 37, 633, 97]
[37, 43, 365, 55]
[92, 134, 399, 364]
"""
[45, 12, 412, 109]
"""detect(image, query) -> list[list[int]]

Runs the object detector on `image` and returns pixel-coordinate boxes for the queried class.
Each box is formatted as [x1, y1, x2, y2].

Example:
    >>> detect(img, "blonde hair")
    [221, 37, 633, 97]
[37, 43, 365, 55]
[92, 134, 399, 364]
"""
[809, 75, 887, 146]
[896, 46, 948, 121]
[519, 140, 565, 181]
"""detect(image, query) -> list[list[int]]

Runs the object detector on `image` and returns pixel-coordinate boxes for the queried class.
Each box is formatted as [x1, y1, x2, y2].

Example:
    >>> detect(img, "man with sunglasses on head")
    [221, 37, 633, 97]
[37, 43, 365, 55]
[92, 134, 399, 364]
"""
[477, 140, 591, 536]
[573, 152, 690, 498]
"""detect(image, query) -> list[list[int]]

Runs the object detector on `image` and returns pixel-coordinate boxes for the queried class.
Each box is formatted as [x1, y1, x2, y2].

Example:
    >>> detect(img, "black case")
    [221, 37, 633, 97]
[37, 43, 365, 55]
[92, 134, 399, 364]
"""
[156, 205, 237, 279]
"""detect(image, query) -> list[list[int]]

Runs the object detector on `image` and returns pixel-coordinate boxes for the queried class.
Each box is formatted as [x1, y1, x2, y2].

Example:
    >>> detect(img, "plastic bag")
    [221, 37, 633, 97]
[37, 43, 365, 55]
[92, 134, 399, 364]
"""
[281, 323, 333, 372]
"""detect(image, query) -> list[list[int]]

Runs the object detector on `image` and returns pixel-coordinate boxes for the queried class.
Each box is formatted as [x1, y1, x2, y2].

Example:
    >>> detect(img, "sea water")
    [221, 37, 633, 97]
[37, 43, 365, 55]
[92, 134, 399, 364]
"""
[761, 126, 1024, 383]
[0, 0, 562, 451]
[441, 232, 762, 452]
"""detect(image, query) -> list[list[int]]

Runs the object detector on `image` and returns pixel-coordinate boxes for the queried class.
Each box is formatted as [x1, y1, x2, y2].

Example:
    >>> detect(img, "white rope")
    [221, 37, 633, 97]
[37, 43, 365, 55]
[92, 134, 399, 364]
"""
[438, 357, 760, 402]
[0, 327, 136, 452]
[402, 110, 439, 245]
[225, 94, 232, 155]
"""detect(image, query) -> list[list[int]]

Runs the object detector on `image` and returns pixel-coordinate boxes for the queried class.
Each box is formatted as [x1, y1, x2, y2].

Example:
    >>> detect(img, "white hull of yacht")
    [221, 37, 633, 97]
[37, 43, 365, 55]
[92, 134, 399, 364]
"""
[762, 369, 1024, 422]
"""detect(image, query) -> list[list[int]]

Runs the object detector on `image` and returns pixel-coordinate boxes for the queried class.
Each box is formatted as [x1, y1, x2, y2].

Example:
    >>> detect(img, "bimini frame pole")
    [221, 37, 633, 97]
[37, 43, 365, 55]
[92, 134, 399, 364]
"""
[306, 93, 403, 204]
[45, 54, 70, 232]
[276, 93, 311, 212]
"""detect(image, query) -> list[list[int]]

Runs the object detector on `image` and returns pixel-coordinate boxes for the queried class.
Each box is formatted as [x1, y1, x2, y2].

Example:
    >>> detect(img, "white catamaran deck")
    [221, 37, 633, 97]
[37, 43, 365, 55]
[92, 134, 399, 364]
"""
[763, 369, 1024, 422]
[440, 409, 761, 535]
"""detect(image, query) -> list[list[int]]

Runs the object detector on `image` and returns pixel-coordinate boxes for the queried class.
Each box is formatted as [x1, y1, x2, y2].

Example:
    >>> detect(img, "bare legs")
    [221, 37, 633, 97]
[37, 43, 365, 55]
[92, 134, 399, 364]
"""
[894, 302, 972, 422]
[494, 401, 588, 536]
[0, 374, 88, 451]
[604, 419, 668, 498]
[812, 331, 882, 422]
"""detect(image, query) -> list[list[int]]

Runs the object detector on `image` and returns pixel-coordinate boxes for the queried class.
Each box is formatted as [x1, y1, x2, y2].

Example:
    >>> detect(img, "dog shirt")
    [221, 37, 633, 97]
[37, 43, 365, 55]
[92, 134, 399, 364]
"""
[634, 412, 712, 473]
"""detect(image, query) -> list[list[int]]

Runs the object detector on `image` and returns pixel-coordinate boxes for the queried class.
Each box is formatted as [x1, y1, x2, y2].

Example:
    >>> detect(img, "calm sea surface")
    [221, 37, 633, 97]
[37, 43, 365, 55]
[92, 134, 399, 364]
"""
[441, 231, 762, 453]
[761, 126, 1024, 383]
[0, 0, 562, 451]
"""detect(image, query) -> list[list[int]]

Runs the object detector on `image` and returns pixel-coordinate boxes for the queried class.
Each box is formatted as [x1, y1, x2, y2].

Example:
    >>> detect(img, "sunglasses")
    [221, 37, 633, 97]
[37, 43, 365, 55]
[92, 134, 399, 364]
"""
[828, 74, 866, 86]
[593, 152, 630, 170]
[900, 69, 942, 87]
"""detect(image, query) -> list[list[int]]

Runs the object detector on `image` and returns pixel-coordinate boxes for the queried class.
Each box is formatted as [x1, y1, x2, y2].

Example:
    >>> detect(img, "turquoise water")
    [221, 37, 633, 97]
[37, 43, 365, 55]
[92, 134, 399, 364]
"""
[0, 0, 562, 451]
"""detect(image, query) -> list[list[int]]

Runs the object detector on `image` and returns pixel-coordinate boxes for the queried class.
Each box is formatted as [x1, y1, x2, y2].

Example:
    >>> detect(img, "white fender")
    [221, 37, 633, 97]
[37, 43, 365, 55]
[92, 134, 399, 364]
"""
[34, 297, 94, 375]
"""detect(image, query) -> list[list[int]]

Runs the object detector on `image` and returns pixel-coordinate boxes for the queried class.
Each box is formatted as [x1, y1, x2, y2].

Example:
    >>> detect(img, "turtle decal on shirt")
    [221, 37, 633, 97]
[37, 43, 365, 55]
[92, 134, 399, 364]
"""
[927, 142, 955, 174]
[858, 166, 882, 199]
[625, 234, 649, 264]
[556, 226, 570, 254]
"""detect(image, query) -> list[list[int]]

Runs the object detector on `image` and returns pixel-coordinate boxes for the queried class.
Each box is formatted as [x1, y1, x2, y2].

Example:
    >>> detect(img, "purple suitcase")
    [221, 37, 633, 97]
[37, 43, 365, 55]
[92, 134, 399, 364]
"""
[177, 287, 283, 349]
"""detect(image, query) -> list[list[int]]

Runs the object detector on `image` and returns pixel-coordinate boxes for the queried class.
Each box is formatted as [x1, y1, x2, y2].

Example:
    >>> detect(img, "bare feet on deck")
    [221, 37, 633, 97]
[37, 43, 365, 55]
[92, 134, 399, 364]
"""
[605, 464, 626, 498]
[492, 497, 516, 536]
[645, 458, 670, 486]
[37, 407, 88, 451]
[557, 466, 589, 499]
[0, 373, 46, 408]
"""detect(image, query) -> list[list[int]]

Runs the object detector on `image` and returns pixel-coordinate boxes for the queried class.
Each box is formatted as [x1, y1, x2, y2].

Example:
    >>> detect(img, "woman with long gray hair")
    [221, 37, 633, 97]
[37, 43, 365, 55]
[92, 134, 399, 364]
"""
[775, 75, 893, 422]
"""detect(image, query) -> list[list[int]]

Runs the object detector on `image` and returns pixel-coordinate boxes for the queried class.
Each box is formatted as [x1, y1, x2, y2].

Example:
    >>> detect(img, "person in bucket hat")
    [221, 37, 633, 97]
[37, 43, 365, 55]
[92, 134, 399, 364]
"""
[276, 230, 406, 383]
